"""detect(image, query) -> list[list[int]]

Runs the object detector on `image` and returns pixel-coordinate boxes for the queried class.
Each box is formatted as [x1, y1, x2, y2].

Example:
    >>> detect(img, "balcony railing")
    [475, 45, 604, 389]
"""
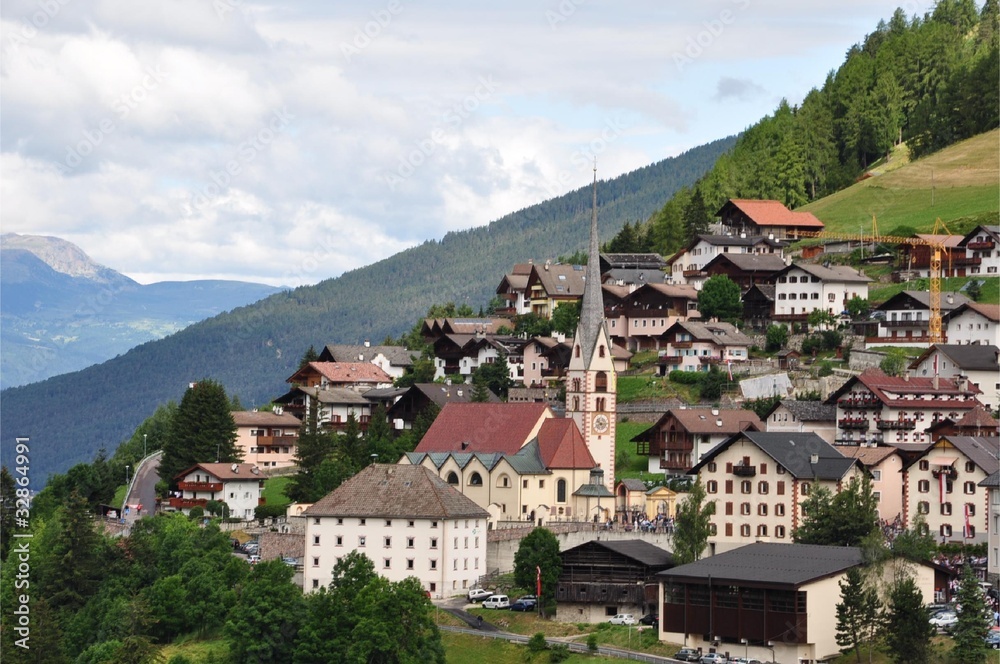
[967, 240, 994, 250]
[167, 497, 208, 509]
[682, 269, 702, 277]
[177, 481, 222, 492]
[658, 355, 683, 364]
[838, 418, 870, 430]
[866, 335, 943, 344]
[256, 435, 298, 446]
[671, 342, 693, 349]
[839, 395, 882, 408]
[732, 464, 756, 477]
[882, 319, 928, 328]
[876, 419, 917, 430]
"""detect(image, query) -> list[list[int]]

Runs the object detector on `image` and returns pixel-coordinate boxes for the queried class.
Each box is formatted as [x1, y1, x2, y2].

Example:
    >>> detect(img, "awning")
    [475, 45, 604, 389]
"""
[932, 457, 957, 466]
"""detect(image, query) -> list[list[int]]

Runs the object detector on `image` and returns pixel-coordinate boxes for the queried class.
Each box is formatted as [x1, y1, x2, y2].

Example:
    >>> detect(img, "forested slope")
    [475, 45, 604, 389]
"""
[0, 136, 734, 481]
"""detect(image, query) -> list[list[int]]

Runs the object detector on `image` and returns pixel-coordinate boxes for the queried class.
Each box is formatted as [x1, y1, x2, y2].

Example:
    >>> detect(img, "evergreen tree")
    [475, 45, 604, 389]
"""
[287, 397, 335, 504]
[884, 576, 933, 664]
[299, 345, 319, 369]
[394, 354, 436, 388]
[470, 379, 492, 403]
[471, 352, 513, 400]
[36, 491, 105, 617]
[158, 380, 240, 489]
[0, 466, 15, 562]
[682, 188, 712, 241]
[835, 566, 883, 663]
[365, 403, 398, 463]
[672, 479, 716, 564]
[951, 563, 992, 663]
[513, 528, 562, 615]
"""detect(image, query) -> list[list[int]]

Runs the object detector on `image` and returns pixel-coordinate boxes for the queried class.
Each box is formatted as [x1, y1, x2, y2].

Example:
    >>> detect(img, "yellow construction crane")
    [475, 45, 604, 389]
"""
[789, 217, 953, 344]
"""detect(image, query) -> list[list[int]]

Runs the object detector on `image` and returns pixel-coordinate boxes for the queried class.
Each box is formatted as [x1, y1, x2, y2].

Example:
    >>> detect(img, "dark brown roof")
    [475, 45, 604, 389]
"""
[658, 543, 862, 587]
[232, 411, 302, 427]
[304, 464, 488, 519]
[838, 446, 900, 467]
[563, 539, 674, 567]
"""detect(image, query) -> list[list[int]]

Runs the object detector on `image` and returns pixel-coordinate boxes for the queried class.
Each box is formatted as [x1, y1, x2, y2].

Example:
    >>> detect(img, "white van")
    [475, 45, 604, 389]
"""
[482, 594, 510, 609]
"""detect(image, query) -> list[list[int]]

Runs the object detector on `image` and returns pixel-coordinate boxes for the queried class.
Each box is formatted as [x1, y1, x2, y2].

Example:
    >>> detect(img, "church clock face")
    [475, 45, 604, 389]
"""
[592, 413, 610, 434]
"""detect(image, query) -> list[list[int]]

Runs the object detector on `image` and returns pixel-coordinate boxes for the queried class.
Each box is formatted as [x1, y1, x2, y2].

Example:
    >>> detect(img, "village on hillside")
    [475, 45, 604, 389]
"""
[141, 198, 1000, 663]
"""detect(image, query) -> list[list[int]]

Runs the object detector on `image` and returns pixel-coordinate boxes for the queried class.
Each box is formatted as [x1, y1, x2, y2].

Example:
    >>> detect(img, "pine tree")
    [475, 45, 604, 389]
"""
[298, 345, 319, 369]
[884, 576, 933, 664]
[951, 563, 991, 663]
[158, 379, 241, 489]
[287, 396, 335, 504]
[835, 567, 882, 663]
[682, 189, 711, 242]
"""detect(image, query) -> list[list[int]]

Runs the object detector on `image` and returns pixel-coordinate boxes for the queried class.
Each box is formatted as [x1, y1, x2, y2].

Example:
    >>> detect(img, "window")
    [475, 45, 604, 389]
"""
[538, 480, 545, 489]
[725, 480, 733, 494]
[758, 481, 769, 494]
[359, 518, 366, 526]
[775, 525, 786, 538]
[707, 462, 717, 472]
[965, 481, 976, 494]
[741, 502, 751, 515]
[312, 557, 320, 567]
[708, 523, 718, 536]
[469, 472, 483, 486]
[557, 479, 567, 503]
[312, 579, 319, 589]
[336, 518, 344, 525]
[918, 480, 930, 493]
[429, 560, 437, 570]
[407, 537, 415, 548]
[313, 535, 320, 545]
[358, 536, 366, 547]
[706, 480, 718, 494]
[336, 535, 343, 546]
[741, 480, 752, 494]
[917, 501, 929, 514]
[430, 538, 437, 549]
[919, 460, 929, 471]
[740, 524, 751, 537]
[775, 504, 785, 516]
[801, 482, 811, 495]
[431, 521, 438, 528]
[725, 502, 733, 515]
[408, 520, 415, 527]
[966, 503, 976, 517]
[940, 524, 953, 537]
[828, 293, 836, 302]
[313, 517, 320, 525]
[872, 470, 881, 481]
[758, 503, 768, 516]
[383, 558, 391, 569]
[407, 559, 414, 570]
[522, 479, 528, 489]
[384, 536, 392, 548]
[967, 525, 976, 537]
[965, 461, 976, 473]
[446, 472, 459, 485]
[941, 502, 952, 516]
[777, 481, 785, 496]
[756, 525, 768, 537]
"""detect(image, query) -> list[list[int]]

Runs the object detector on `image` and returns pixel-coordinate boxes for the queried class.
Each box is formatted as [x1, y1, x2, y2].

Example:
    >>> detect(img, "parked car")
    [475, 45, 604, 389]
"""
[700, 654, 729, 664]
[673, 648, 701, 662]
[516, 594, 537, 603]
[467, 588, 494, 602]
[729, 658, 763, 664]
[608, 614, 636, 625]
[638, 613, 659, 627]
[985, 631, 1000, 649]
[281, 557, 298, 566]
[929, 610, 958, 630]
[482, 594, 510, 609]
[509, 599, 536, 612]
[247, 554, 261, 565]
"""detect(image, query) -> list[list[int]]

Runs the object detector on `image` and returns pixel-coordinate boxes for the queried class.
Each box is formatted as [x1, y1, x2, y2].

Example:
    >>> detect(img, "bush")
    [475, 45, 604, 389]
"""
[765, 324, 788, 352]
[188, 506, 204, 520]
[549, 644, 570, 662]
[167, 656, 193, 664]
[820, 330, 843, 351]
[587, 633, 599, 652]
[527, 632, 548, 653]
[818, 361, 834, 377]
[800, 335, 824, 356]
[255, 503, 288, 520]
[668, 370, 704, 385]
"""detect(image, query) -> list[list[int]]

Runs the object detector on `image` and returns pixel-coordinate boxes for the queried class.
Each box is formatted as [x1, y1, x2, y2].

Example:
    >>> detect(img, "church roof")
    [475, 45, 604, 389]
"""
[413, 402, 552, 455]
[576, 172, 606, 365]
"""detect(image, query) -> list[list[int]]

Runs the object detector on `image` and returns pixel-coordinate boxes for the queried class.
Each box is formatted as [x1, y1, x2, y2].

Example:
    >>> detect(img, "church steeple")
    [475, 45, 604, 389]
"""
[577, 162, 604, 364]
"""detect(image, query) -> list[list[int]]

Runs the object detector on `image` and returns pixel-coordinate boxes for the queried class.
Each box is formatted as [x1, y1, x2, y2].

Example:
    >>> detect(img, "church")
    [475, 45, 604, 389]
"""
[398, 171, 619, 525]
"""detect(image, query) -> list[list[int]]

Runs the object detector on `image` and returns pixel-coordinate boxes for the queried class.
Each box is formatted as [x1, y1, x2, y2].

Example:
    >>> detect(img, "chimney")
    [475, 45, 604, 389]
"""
[903, 371, 910, 382]
[810, 454, 819, 464]
[956, 374, 969, 392]
[933, 375, 940, 390]
[364, 339, 370, 348]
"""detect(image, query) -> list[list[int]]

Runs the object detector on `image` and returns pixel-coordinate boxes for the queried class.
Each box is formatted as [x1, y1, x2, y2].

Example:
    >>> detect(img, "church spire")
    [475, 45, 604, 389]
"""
[577, 161, 604, 364]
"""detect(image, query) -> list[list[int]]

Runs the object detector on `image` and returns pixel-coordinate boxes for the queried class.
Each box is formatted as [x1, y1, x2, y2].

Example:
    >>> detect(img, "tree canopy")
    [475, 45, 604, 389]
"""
[697, 276, 742, 322]
[158, 379, 241, 489]
[513, 528, 562, 614]
[672, 479, 716, 565]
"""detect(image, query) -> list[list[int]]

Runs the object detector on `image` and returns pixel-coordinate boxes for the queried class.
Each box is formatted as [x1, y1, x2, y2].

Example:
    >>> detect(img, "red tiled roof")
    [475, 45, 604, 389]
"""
[414, 402, 552, 455]
[300, 362, 392, 384]
[536, 418, 596, 469]
[955, 406, 1000, 429]
[659, 408, 762, 435]
[855, 368, 982, 397]
[725, 199, 825, 229]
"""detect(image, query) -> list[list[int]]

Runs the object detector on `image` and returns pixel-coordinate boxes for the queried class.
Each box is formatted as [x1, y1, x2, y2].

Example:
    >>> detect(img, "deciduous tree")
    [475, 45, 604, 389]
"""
[225, 560, 304, 663]
[672, 479, 716, 564]
[697, 276, 742, 322]
[513, 528, 562, 614]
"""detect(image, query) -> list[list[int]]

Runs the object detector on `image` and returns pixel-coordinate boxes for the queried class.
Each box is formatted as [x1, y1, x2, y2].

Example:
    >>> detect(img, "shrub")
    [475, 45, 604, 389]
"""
[668, 370, 704, 385]
[549, 644, 570, 662]
[821, 330, 843, 351]
[818, 361, 834, 377]
[800, 335, 824, 356]
[255, 503, 288, 520]
[188, 506, 204, 520]
[587, 634, 599, 652]
[765, 324, 788, 352]
[527, 632, 548, 653]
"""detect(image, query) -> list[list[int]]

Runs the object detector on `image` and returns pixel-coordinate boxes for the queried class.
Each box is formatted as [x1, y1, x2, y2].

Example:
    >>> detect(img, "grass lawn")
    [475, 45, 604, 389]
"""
[867, 276, 999, 305]
[262, 475, 292, 506]
[159, 637, 230, 663]
[443, 631, 623, 664]
[617, 373, 698, 403]
[616, 421, 656, 480]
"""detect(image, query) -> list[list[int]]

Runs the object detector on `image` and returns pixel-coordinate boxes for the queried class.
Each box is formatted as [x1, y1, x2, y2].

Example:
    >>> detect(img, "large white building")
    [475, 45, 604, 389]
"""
[772, 263, 871, 323]
[909, 344, 1000, 411]
[942, 302, 1000, 347]
[302, 464, 489, 597]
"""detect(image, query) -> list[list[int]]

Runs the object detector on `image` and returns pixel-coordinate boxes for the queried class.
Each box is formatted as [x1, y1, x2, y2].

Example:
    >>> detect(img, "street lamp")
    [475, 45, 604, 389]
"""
[767, 641, 775, 663]
[143, 433, 147, 458]
[125, 465, 130, 485]
[741, 638, 748, 660]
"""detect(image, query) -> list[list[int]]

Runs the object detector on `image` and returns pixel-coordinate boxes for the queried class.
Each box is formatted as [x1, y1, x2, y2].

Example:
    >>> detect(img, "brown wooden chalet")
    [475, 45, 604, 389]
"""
[741, 284, 775, 331]
[556, 540, 674, 620]
[386, 382, 498, 431]
[699, 253, 788, 290]
[633, 408, 762, 474]
[717, 199, 824, 239]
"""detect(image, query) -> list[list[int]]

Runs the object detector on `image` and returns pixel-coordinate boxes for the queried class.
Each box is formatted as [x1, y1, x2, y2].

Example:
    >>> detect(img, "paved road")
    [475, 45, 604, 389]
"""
[123, 451, 162, 525]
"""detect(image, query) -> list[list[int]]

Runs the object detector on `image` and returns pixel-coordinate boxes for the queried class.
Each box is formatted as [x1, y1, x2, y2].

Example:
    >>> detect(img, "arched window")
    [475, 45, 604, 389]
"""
[446, 472, 459, 485]
[572, 378, 581, 392]
[469, 472, 483, 486]
[497, 474, 511, 488]
[572, 396, 580, 411]
[595, 372, 608, 392]
[599, 345, 606, 358]
[596, 397, 606, 411]
[557, 479, 567, 503]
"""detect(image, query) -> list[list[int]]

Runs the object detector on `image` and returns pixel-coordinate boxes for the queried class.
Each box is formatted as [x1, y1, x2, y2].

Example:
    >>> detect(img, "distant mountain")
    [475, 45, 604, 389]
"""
[0, 136, 735, 482]
[0, 233, 283, 389]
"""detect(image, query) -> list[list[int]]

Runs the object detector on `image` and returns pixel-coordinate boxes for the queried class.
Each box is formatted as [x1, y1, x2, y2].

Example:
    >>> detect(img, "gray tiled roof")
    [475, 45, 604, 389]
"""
[573, 483, 615, 498]
[979, 470, 1000, 488]
[658, 543, 863, 587]
[671, 321, 753, 346]
[565, 539, 674, 567]
[925, 345, 1000, 372]
[690, 431, 859, 480]
[321, 344, 415, 366]
[304, 464, 489, 519]
[775, 400, 837, 423]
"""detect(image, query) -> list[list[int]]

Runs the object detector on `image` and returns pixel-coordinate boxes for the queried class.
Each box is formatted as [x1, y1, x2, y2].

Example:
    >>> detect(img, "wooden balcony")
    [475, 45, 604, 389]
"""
[866, 335, 941, 345]
[967, 240, 994, 250]
[882, 319, 928, 328]
[731, 464, 756, 477]
[167, 497, 208, 509]
[256, 435, 298, 447]
[177, 481, 222, 492]
[838, 396, 882, 408]
[838, 418, 870, 430]
[876, 419, 916, 430]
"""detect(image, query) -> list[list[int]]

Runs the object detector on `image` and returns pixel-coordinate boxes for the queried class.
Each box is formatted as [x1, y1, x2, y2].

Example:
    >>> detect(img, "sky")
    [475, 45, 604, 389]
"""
[1, 0, 933, 287]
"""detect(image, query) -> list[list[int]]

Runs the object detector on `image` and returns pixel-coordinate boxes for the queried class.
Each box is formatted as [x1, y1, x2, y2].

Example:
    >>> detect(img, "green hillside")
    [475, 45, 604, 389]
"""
[802, 129, 1000, 234]
[0, 137, 735, 482]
